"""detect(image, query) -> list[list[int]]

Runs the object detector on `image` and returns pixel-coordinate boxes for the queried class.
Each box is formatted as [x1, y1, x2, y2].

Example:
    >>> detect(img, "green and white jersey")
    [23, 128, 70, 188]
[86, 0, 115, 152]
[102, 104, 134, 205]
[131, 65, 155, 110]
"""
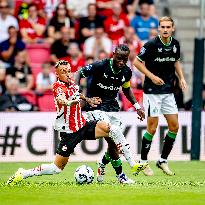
[137, 35, 180, 94]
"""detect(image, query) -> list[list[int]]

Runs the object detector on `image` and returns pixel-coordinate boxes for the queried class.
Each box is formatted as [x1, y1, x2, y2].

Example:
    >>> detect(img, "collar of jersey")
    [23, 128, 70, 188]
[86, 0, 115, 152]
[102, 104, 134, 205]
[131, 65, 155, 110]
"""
[109, 58, 121, 74]
[158, 35, 172, 46]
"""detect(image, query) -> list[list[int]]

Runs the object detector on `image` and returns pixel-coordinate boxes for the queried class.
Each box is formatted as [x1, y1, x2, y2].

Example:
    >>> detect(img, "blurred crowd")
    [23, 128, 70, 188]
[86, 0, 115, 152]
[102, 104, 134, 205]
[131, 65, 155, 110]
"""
[0, 0, 192, 112]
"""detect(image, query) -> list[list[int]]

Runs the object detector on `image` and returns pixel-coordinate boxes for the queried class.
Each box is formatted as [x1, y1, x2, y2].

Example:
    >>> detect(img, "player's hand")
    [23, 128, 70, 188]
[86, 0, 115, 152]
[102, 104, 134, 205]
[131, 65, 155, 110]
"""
[136, 108, 145, 121]
[86, 97, 102, 107]
[151, 75, 165, 86]
[179, 78, 187, 91]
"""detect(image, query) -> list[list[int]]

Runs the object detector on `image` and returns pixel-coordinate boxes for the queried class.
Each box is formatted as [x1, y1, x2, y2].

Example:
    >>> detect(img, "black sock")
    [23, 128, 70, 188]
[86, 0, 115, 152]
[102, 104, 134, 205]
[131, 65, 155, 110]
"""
[101, 153, 110, 165]
[161, 135, 175, 159]
[110, 158, 122, 175]
[141, 137, 152, 160]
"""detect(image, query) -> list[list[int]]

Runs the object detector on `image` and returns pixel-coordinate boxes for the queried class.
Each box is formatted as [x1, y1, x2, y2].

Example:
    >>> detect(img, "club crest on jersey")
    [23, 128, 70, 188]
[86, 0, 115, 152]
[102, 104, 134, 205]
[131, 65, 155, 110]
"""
[158, 48, 163, 52]
[62, 145, 67, 151]
[140, 47, 146, 55]
[57, 87, 63, 94]
[173, 45, 177, 53]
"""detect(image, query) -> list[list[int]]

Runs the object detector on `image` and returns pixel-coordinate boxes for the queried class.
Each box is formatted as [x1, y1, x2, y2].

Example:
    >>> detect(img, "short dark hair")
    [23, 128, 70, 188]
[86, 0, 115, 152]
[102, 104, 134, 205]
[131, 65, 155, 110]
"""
[55, 60, 69, 68]
[115, 44, 130, 54]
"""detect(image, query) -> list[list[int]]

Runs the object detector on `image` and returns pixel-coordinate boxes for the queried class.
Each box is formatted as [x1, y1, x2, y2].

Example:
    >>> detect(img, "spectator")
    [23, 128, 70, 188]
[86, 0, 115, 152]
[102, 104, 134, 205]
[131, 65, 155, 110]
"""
[6, 51, 34, 93]
[0, 26, 26, 69]
[44, 0, 65, 20]
[36, 61, 56, 93]
[0, 77, 34, 111]
[127, 0, 156, 20]
[96, 0, 125, 18]
[14, 0, 45, 20]
[19, 3, 46, 44]
[131, 1, 158, 42]
[104, 1, 129, 45]
[79, 3, 104, 44]
[84, 26, 112, 60]
[118, 26, 142, 54]
[50, 26, 72, 63]
[149, 27, 158, 39]
[97, 50, 109, 60]
[127, 43, 143, 89]
[47, 3, 75, 43]
[0, 1, 18, 43]
[66, 0, 96, 18]
[65, 42, 85, 73]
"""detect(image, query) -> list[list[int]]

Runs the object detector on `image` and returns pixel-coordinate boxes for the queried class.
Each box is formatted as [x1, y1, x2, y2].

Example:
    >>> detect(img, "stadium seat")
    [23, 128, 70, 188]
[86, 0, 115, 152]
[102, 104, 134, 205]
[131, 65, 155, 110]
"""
[26, 43, 51, 68]
[121, 89, 143, 111]
[37, 91, 56, 112]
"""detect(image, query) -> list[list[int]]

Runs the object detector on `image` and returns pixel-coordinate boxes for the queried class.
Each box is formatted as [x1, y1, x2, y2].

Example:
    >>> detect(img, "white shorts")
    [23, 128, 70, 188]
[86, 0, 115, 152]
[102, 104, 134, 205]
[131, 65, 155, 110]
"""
[143, 93, 178, 117]
[85, 110, 123, 130]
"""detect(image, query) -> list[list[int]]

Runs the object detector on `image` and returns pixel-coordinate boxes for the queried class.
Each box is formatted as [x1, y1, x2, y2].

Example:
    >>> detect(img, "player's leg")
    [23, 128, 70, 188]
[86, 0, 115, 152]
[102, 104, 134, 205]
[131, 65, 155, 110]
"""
[95, 121, 147, 175]
[140, 94, 161, 176]
[6, 154, 66, 185]
[157, 94, 178, 175]
[6, 131, 81, 185]
[156, 113, 178, 175]
[140, 116, 158, 176]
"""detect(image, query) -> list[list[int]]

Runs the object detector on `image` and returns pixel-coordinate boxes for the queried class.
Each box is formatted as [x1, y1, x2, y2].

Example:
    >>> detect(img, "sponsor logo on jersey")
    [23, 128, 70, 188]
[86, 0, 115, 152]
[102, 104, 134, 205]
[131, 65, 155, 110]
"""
[158, 48, 163, 52]
[97, 83, 119, 91]
[154, 57, 176, 62]
[173, 45, 177, 53]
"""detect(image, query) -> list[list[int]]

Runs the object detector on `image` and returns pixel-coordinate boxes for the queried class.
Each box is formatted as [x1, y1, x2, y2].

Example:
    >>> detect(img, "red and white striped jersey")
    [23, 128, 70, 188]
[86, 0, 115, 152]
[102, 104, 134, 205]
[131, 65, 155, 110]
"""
[53, 80, 86, 133]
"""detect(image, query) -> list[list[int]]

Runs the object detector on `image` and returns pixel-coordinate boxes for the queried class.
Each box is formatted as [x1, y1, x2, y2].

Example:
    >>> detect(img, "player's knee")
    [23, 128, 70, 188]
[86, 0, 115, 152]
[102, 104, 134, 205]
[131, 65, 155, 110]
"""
[169, 123, 179, 133]
[147, 127, 157, 135]
[98, 121, 110, 134]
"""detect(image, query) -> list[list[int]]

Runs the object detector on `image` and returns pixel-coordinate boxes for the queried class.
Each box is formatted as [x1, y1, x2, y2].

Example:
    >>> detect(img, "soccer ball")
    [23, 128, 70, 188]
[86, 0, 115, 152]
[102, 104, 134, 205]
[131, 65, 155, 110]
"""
[74, 165, 94, 184]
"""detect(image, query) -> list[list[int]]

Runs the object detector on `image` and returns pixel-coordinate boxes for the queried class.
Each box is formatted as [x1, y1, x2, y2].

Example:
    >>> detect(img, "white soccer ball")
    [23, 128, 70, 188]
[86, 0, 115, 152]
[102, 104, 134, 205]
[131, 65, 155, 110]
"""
[74, 165, 94, 184]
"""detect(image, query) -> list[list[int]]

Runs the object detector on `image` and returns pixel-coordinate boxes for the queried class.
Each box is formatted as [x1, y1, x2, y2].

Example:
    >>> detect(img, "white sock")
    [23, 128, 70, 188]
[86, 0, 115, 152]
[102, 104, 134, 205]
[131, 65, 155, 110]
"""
[159, 158, 167, 163]
[109, 125, 136, 167]
[140, 160, 148, 164]
[22, 163, 62, 179]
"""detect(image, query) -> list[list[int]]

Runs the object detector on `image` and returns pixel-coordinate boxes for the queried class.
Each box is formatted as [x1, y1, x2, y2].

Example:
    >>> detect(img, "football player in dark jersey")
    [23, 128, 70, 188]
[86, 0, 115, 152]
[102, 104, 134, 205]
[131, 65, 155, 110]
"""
[134, 16, 187, 176]
[76, 44, 146, 184]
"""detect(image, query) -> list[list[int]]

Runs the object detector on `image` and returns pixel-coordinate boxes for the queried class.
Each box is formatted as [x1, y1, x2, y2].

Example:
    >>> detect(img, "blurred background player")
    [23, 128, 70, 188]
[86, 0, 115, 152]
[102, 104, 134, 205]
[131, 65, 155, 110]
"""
[76, 44, 147, 184]
[133, 16, 187, 176]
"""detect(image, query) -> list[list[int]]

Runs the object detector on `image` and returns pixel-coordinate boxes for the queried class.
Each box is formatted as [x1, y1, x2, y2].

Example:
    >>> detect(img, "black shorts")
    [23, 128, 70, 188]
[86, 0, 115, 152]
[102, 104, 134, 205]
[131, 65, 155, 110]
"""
[56, 120, 98, 157]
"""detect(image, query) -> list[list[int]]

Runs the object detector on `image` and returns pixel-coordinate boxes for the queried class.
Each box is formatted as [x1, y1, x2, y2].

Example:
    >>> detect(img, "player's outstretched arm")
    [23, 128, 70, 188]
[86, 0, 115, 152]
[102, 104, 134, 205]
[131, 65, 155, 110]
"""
[80, 94, 102, 108]
[56, 93, 80, 106]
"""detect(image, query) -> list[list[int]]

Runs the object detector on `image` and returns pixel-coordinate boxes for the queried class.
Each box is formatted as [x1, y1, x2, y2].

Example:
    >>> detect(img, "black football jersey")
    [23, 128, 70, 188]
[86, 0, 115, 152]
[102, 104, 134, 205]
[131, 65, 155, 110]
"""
[137, 35, 180, 94]
[79, 58, 132, 111]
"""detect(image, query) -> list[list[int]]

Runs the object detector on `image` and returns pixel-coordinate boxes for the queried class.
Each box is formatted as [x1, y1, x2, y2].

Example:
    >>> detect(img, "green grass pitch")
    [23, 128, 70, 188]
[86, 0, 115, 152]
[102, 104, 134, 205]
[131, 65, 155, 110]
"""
[0, 161, 205, 205]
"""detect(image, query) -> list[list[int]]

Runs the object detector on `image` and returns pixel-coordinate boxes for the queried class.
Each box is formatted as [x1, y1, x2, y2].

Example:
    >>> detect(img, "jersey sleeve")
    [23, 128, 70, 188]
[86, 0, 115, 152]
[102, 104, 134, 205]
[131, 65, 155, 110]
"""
[53, 82, 66, 98]
[176, 42, 181, 61]
[137, 41, 152, 62]
[79, 61, 99, 78]
[122, 68, 132, 88]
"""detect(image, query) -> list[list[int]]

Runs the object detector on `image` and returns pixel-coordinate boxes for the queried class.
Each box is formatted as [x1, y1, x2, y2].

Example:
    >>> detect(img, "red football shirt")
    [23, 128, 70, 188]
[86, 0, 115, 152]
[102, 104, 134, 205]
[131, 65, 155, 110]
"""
[104, 13, 129, 41]
[53, 80, 86, 133]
